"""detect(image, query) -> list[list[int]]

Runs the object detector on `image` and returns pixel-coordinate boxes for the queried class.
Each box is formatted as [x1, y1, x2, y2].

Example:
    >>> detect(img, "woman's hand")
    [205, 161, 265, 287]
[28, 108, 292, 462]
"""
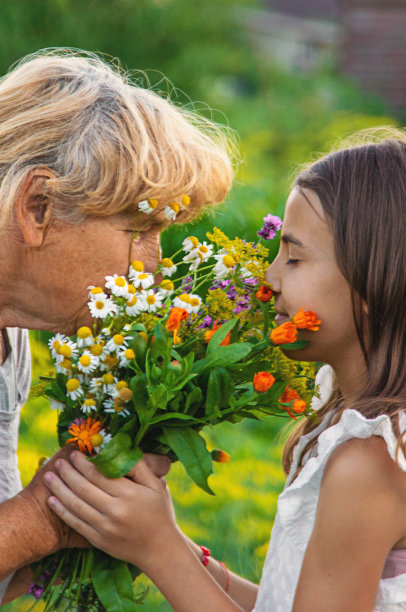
[43, 450, 177, 569]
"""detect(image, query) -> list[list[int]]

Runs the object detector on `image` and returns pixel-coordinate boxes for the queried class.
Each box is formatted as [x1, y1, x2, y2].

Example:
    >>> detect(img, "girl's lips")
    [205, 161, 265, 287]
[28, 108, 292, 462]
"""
[275, 313, 290, 325]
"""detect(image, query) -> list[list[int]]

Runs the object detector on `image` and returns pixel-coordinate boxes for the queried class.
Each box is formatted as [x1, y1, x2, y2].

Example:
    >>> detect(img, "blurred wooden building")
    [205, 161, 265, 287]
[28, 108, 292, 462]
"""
[241, 0, 406, 113]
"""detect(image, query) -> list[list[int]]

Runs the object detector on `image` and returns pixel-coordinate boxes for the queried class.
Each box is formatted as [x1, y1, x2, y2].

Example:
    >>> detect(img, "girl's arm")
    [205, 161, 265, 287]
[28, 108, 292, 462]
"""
[293, 436, 406, 612]
[44, 451, 259, 612]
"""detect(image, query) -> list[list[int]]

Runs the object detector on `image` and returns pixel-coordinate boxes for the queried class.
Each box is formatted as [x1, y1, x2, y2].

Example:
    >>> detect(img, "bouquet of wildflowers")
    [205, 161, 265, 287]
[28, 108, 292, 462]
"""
[28, 200, 321, 611]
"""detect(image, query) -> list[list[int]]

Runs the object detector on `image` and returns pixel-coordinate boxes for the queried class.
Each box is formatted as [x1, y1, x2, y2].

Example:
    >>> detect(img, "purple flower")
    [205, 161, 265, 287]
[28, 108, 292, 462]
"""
[197, 315, 213, 329]
[28, 583, 45, 599]
[180, 276, 194, 292]
[257, 214, 282, 240]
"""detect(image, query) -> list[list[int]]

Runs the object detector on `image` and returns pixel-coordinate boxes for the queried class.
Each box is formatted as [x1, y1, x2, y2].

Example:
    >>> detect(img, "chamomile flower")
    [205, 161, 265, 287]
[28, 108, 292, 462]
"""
[56, 358, 74, 375]
[48, 333, 69, 359]
[93, 429, 113, 454]
[88, 294, 118, 319]
[65, 378, 84, 401]
[159, 279, 175, 297]
[100, 372, 118, 394]
[138, 199, 158, 214]
[140, 289, 163, 313]
[125, 294, 146, 316]
[129, 260, 144, 276]
[81, 397, 98, 414]
[49, 399, 65, 411]
[182, 250, 201, 272]
[88, 286, 105, 300]
[104, 397, 130, 417]
[105, 275, 129, 298]
[182, 236, 200, 252]
[196, 241, 214, 261]
[88, 377, 104, 398]
[105, 333, 129, 354]
[124, 283, 137, 301]
[130, 271, 154, 290]
[118, 347, 136, 367]
[164, 201, 180, 221]
[56, 340, 79, 364]
[89, 342, 107, 360]
[188, 294, 202, 314]
[213, 251, 236, 279]
[160, 258, 177, 277]
[173, 293, 193, 314]
[77, 327, 94, 348]
[77, 351, 99, 374]
[111, 380, 130, 398]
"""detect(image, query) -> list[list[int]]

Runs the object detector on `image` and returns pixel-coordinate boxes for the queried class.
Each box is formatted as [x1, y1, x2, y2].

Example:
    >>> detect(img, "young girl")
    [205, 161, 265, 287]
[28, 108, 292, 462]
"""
[44, 130, 406, 611]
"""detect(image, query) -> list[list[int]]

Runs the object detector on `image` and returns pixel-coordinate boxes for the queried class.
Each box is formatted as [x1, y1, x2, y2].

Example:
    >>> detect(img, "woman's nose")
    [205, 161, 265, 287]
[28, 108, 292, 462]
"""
[265, 260, 280, 293]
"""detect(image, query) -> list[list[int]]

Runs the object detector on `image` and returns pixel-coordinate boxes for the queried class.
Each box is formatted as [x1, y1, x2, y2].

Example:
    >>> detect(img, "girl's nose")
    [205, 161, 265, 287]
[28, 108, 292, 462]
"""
[265, 262, 280, 293]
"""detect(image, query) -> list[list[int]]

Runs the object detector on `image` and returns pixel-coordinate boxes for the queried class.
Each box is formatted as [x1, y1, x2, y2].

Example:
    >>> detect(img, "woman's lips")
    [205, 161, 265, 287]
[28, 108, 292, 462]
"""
[275, 313, 290, 325]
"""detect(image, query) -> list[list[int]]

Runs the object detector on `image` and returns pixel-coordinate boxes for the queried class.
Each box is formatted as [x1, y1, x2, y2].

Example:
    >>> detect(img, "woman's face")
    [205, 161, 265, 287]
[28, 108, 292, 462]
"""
[265, 188, 361, 368]
[23, 212, 164, 335]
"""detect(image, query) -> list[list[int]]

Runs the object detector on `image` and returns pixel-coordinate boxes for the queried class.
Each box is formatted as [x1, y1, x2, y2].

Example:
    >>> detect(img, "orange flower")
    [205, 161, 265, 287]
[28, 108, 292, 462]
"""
[292, 399, 306, 414]
[279, 385, 301, 403]
[270, 321, 298, 345]
[211, 449, 231, 463]
[204, 322, 231, 346]
[279, 385, 306, 419]
[66, 417, 102, 454]
[292, 307, 321, 331]
[166, 307, 188, 344]
[253, 371, 276, 393]
[256, 285, 273, 303]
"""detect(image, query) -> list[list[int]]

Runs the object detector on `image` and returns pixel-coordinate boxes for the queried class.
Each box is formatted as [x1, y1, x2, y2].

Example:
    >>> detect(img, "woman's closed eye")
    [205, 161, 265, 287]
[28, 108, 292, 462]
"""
[286, 258, 300, 265]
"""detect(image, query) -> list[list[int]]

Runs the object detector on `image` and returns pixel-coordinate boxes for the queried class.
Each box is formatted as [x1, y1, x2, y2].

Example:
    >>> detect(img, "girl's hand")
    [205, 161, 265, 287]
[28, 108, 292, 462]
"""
[43, 451, 177, 569]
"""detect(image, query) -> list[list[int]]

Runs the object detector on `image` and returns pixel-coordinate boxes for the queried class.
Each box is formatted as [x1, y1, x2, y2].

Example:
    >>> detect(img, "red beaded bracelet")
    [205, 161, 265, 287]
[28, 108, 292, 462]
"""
[199, 546, 230, 593]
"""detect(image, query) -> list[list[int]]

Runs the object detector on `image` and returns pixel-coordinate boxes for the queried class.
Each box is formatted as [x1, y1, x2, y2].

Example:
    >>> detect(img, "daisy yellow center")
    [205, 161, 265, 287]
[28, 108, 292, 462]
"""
[181, 194, 190, 206]
[77, 326, 92, 339]
[138, 273, 148, 280]
[114, 277, 126, 287]
[161, 258, 174, 268]
[61, 358, 73, 370]
[102, 373, 114, 385]
[127, 296, 138, 307]
[188, 236, 199, 248]
[59, 345, 72, 357]
[179, 293, 192, 304]
[113, 334, 124, 345]
[79, 355, 91, 367]
[66, 379, 80, 392]
[148, 199, 158, 209]
[90, 433, 104, 447]
[95, 300, 105, 310]
[90, 287, 103, 295]
[91, 344, 103, 356]
[84, 399, 96, 407]
[52, 340, 60, 350]
[160, 280, 174, 291]
[169, 202, 180, 213]
[124, 348, 135, 360]
[127, 284, 136, 294]
[222, 255, 235, 268]
[146, 294, 156, 305]
[131, 260, 144, 272]
[115, 380, 128, 391]
[191, 298, 200, 307]
[199, 245, 209, 254]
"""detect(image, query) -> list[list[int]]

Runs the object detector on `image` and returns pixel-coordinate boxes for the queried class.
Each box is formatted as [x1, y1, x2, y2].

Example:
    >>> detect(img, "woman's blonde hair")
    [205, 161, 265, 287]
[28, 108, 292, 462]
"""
[0, 49, 234, 232]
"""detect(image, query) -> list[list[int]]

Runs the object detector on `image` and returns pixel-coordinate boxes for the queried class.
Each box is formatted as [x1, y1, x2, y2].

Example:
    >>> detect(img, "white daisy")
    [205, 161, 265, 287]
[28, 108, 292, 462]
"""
[100, 373, 118, 395]
[88, 295, 118, 319]
[77, 351, 99, 374]
[88, 286, 105, 300]
[105, 275, 129, 298]
[55, 357, 74, 375]
[138, 199, 158, 214]
[196, 241, 214, 261]
[125, 294, 146, 316]
[182, 236, 200, 253]
[76, 326, 94, 348]
[182, 249, 201, 272]
[173, 293, 193, 314]
[104, 398, 131, 418]
[48, 333, 69, 360]
[160, 258, 177, 277]
[124, 283, 137, 301]
[93, 429, 113, 454]
[89, 342, 107, 361]
[65, 378, 84, 401]
[129, 260, 145, 277]
[118, 347, 136, 367]
[213, 251, 236, 279]
[129, 270, 154, 290]
[49, 398, 65, 411]
[188, 294, 202, 314]
[55, 340, 79, 364]
[140, 289, 163, 313]
[80, 397, 98, 414]
[105, 333, 129, 353]
[164, 201, 180, 221]
[158, 279, 175, 298]
[88, 377, 104, 398]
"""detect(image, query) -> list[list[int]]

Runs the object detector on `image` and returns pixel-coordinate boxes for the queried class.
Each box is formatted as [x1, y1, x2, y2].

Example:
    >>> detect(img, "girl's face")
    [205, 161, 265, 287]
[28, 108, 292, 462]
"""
[266, 188, 362, 368]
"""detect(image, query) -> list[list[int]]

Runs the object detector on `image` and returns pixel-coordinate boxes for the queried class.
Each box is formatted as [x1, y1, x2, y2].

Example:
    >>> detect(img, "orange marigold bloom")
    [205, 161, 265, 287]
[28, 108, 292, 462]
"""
[204, 322, 231, 346]
[253, 371, 276, 393]
[211, 449, 231, 463]
[166, 307, 188, 344]
[279, 385, 301, 403]
[66, 417, 102, 454]
[256, 285, 273, 303]
[292, 307, 321, 331]
[292, 399, 306, 414]
[270, 321, 298, 345]
[279, 386, 306, 419]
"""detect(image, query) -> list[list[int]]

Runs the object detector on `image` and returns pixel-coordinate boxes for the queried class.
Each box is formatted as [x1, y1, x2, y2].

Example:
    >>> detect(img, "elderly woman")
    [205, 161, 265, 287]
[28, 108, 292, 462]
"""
[0, 50, 232, 603]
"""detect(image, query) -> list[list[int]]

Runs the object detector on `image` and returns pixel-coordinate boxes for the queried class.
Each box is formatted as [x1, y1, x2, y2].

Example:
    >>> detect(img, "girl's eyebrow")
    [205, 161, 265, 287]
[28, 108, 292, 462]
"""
[281, 233, 306, 248]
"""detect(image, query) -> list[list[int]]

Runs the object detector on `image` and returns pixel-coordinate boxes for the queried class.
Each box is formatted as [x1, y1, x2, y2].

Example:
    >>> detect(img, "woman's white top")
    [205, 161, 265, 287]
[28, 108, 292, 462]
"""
[253, 365, 406, 612]
[0, 328, 31, 601]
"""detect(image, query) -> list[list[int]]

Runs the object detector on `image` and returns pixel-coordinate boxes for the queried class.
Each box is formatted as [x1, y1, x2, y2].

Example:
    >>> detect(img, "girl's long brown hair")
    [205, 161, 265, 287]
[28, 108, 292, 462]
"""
[283, 128, 406, 476]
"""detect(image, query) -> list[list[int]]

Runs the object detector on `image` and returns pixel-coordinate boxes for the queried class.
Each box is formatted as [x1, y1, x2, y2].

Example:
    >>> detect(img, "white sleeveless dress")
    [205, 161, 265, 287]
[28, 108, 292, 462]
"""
[253, 365, 406, 612]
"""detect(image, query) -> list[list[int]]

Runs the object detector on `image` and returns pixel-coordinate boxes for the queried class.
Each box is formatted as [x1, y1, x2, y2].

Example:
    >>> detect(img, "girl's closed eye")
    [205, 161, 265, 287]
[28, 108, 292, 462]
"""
[286, 258, 300, 265]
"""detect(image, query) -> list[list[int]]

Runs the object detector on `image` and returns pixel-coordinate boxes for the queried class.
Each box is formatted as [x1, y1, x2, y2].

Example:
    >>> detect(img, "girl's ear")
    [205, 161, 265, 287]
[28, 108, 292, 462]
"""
[15, 168, 55, 247]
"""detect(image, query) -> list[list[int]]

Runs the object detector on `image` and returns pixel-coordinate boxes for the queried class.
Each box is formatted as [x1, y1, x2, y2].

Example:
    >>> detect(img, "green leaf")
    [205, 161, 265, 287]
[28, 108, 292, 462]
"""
[206, 319, 239, 356]
[149, 412, 202, 425]
[150, 383, 169, 410]
[163, 427, 214, 495]
[205, 367, 234, 417]
[129, 375, 150, 424]
[90, 433, 143, 478]
[149, 322, 171, 363]
[279, 340, 309, 350]
[92, 552, 136, 612]
[193, 343, 252, 374]
[185, 386, 203, 412]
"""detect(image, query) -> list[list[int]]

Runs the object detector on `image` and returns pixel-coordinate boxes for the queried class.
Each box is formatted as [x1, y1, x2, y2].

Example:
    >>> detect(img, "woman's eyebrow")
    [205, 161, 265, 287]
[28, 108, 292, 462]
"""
[281, 233, 306, 248]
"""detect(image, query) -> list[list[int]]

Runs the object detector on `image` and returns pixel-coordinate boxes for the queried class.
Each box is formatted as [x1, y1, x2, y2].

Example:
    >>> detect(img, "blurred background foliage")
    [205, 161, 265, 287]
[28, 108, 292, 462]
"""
[1, 0, 396, 609]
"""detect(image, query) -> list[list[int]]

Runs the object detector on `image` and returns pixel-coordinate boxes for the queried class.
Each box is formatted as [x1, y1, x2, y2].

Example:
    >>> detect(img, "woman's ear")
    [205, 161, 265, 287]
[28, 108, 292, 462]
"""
[15, 168, 55, 247]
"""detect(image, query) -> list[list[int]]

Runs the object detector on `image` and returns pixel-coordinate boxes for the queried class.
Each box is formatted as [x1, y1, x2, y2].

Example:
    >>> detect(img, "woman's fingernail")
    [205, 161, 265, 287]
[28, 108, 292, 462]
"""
[48, 497, 57, 507]
[55, 460, 62, 469]
[44, 472, 53, 483]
